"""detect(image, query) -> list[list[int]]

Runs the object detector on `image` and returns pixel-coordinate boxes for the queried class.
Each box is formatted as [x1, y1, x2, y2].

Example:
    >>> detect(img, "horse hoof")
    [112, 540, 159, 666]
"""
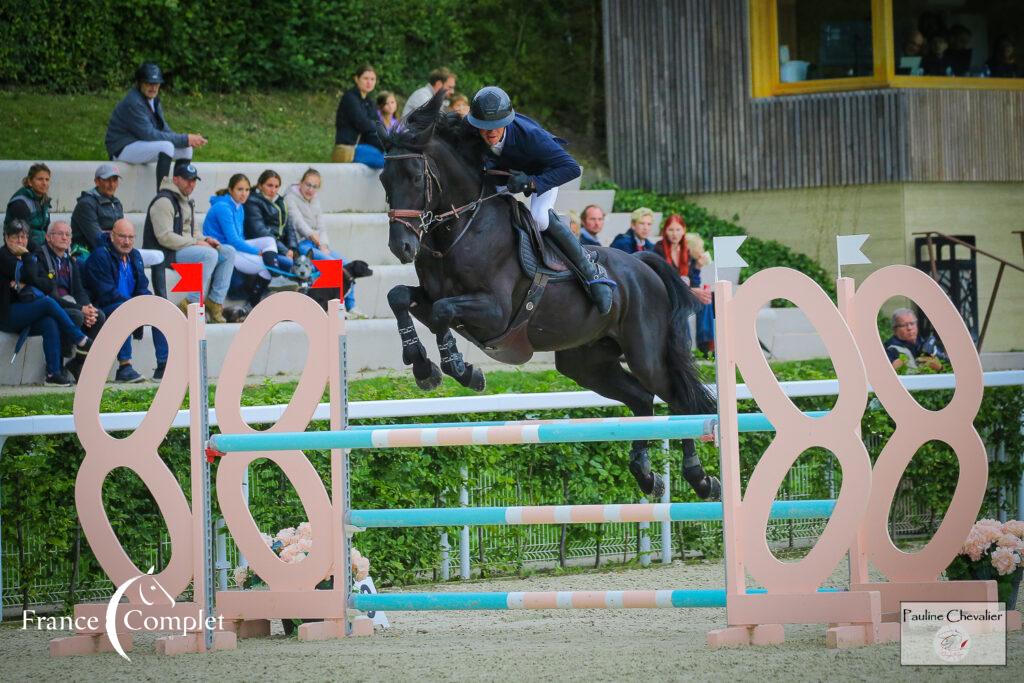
[468, 367, 486, 392]
[415, 363, 443, 390]
[697, 476, 722, 501]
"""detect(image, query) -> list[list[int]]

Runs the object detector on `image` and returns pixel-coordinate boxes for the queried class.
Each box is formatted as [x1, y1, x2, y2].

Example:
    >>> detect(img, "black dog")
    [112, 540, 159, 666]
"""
[304, 259, 374, 312]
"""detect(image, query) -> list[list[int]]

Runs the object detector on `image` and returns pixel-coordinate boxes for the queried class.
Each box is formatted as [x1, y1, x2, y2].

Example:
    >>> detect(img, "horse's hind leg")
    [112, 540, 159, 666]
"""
[387, 285, 442, 390]
[436, 330, 485, 392]
[555, 342, 664, 499]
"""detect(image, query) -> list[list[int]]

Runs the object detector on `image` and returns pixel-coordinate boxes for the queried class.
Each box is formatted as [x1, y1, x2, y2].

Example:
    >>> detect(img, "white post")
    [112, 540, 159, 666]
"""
[661, 441, 671, 564]
[215, 517, 228, 591]
[439, 532, 450, 581]
[639, 496, 651, 567]
[459, 466, 470, 580]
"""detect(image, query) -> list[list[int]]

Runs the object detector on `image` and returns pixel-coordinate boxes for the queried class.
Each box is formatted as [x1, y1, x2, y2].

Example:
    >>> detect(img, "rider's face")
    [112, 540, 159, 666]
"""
[479, 127, 505, 147]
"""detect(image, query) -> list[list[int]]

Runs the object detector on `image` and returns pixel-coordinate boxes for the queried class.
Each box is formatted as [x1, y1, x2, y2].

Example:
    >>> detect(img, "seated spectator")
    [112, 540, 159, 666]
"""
[988, 36, 1021, 79]
[83, 220, 168, 383]
[333, 64, 385, 169]
[896, 29, 926, 74]
[402, 67, 456, 118]
[686, 232, 715, 353]
[579, 204, 604, 246]
[946, 24, 972, 76]
[69, 163, 164, 268]
[566, 210, 581, 236]
[144, 163, 236, 323]
[245, 170, 300, 270]
[884, 308, 946, 371]
[376, 91, 400, 135]
[105, 63, 208, 192]
[921, 35, 951, 76]
[36, 221, 107, 380]
[1, 219, 93, 386]
[283, 169, 357, 314]
[203, 173, 295, 310]
[449, 93, 470, 118]
[653, 215, 712, 306]
[610, 207, 656, 254]
[5, 163, 52, 248]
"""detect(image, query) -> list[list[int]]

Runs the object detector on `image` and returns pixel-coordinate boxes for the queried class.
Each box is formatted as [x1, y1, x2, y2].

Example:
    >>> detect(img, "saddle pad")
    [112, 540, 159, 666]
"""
[516, 229, 576, 283]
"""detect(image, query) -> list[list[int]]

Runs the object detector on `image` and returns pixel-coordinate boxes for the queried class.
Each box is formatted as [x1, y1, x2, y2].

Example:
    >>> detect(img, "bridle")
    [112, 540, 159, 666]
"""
[384, 152, 504, 258]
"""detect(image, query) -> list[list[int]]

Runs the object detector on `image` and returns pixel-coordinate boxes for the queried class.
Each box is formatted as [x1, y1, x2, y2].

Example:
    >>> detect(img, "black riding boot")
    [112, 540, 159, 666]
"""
[247, 276, 270, 308]
[155, 152, 173, 192]
[544, 210, 615, 314]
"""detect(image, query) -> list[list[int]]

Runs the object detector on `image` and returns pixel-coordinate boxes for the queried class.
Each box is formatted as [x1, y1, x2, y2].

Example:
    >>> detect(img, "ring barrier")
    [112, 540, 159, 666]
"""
[50, 266, 1018, 656]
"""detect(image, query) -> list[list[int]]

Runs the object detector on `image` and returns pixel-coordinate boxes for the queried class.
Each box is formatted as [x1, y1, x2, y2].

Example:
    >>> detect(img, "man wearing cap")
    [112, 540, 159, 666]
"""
[105, 62, 208, 192]
[464, 86, 613, 315]
[143, 161, 235, 323]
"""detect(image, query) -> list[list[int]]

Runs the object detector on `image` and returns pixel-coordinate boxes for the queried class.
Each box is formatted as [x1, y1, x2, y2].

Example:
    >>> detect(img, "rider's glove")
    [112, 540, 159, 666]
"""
[507, 171, 536, 196]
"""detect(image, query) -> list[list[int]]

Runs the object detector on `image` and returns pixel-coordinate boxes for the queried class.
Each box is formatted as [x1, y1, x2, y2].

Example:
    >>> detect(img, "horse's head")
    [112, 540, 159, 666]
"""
[379, 89, 481, 263]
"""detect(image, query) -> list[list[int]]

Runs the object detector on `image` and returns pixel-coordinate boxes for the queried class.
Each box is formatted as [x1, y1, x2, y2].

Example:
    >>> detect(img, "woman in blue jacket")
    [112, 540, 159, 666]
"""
[203, 174, 291, 307]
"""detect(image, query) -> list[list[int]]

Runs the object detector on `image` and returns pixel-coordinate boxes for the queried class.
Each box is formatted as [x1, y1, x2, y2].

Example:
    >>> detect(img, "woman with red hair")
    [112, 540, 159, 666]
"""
[653, 214, 711, 305]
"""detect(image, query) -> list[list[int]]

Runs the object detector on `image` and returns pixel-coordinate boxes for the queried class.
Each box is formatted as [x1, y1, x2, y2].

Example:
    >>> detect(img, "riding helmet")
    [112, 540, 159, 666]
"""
[135, 62, 165, 85]
[467, 86, 515, 130]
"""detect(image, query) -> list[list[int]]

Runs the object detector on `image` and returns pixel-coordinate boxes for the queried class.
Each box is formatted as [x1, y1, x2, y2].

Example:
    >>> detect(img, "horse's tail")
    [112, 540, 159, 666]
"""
[634, 252, 716, 415]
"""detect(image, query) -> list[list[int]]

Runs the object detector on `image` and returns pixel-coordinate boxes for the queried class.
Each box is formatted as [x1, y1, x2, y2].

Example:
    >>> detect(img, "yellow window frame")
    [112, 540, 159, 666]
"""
[749, 0, 1024, 97]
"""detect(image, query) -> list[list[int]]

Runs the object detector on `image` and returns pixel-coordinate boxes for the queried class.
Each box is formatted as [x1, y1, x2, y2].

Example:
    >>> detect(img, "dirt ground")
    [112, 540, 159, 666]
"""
[1, 558, 1020, 682]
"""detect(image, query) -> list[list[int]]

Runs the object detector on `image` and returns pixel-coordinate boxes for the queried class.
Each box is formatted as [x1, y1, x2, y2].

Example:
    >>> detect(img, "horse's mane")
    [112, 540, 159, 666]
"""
[383, 89, 488, 171]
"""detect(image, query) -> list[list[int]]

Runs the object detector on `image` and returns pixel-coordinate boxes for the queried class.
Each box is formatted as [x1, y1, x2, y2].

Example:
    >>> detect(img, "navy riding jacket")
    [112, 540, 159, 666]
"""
[483, 114, 581, 196]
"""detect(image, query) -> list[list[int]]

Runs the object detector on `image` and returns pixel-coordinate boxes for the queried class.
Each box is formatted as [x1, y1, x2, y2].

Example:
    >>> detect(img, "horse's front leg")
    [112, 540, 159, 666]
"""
[431, 293, 506, 392]
[387, 284, 442, 390]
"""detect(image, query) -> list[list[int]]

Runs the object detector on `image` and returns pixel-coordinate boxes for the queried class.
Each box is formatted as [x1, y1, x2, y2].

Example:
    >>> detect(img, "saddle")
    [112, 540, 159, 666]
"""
[505, 196, 575, 283]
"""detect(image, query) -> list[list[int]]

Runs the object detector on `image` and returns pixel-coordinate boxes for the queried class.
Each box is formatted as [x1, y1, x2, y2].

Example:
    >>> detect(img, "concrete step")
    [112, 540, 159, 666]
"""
[755, 308, 828, 361]
[1, 161, 387, 214]
[1, 315, 555, 385]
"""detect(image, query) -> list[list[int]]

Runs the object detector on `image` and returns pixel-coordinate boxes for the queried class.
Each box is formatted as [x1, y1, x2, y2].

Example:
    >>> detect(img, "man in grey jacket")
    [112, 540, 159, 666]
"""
[144, 162, 235, 323]
[105, 63, 208, 192]
[402, 67, 456, 118]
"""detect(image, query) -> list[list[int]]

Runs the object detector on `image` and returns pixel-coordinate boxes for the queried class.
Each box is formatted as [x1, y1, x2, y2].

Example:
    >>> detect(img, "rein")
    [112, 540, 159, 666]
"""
[385, 152, 505, 258]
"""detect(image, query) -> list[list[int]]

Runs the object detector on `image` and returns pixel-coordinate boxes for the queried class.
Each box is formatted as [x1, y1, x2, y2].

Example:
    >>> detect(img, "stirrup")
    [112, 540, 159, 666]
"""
[589, 277, 617, 289]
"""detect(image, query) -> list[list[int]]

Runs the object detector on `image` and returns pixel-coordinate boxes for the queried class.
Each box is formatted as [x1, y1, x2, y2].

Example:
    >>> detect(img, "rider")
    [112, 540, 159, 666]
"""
[466, 86, 614, 315]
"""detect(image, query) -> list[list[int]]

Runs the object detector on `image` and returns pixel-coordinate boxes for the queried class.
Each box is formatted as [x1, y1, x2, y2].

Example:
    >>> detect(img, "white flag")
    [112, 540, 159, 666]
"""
[837, 234, 871, 266]
[712, 236, 747, 270]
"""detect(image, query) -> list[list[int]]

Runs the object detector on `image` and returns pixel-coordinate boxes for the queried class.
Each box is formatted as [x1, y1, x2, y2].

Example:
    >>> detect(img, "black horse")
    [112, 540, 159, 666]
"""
[378, 90, 720, 501]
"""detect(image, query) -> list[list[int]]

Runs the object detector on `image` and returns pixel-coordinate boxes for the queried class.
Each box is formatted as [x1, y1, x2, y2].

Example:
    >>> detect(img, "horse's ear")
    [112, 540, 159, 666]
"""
[427, 86, 447, 115]
[376, 121, 392, 151]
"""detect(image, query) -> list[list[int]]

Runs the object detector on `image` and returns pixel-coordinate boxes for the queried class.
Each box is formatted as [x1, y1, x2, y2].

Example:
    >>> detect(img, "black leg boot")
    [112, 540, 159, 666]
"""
[544, 210, 615, 314]
[155, 152, 173, 192]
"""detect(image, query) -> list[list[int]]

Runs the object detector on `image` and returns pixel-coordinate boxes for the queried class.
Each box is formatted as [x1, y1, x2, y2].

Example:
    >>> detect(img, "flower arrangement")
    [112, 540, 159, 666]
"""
[946, 519, 1024, 608]
[232, 521, 370, 591]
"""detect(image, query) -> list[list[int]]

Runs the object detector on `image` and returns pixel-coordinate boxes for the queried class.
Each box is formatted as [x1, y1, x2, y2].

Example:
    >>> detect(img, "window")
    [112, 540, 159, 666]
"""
[749, 0, 1024, 96]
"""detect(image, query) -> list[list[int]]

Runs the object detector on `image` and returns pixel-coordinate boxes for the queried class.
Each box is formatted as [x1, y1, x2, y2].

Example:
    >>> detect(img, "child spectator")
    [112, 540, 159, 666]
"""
[144, 162, 236, 323]
[685, 232, 715, 354]
[566, 210, 581, 236]
[105, 63, 208, 192]
[1, 219, 93, 386]
[245, 170, 300, 269]
[5, 163, 52, 248]
[283, 169, 358, 314]
[610, 207, 656, 253]
[403, 68, 456, 117]
[82, 220, 167, 382]
[203, 173, 295, 310]
[449, 93, 470, 118]
[333, 64, 384, 168]
[376, 91, 400, 135]
[36, 221, 106, 380]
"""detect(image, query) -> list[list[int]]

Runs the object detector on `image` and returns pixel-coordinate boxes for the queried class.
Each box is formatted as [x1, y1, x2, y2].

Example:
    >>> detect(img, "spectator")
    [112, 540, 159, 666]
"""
[946, 25, 972, 76]
[203, 173, 295, 310]
[144, 162, 236, 323]
[922, 35, 951, 76]
[902, 29, 926, 58]
[1, 219, 93, 386]
[579, 204, 604, 246]
[884, 308, 946, 371]
[686, 232, 715, 354]
[449, 93, 470, 118]
[69, 163, 164, 268]
[402, 67, 456, 118]
[333, 64, 384, 168]
[610, 207, 656, 254]
[82, 219, 167, 383]
[36, 221, 107, 380]
[376, 91, 400, 135]
[988, 36, 1021, 79]
[105, 62, 208, 192]
[245, 169, 300, 270]
[283, 169, 358, 313]
[5, 163, 52, 248]
[566, 210, 581, 236]
[653, 214, 712, 306]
